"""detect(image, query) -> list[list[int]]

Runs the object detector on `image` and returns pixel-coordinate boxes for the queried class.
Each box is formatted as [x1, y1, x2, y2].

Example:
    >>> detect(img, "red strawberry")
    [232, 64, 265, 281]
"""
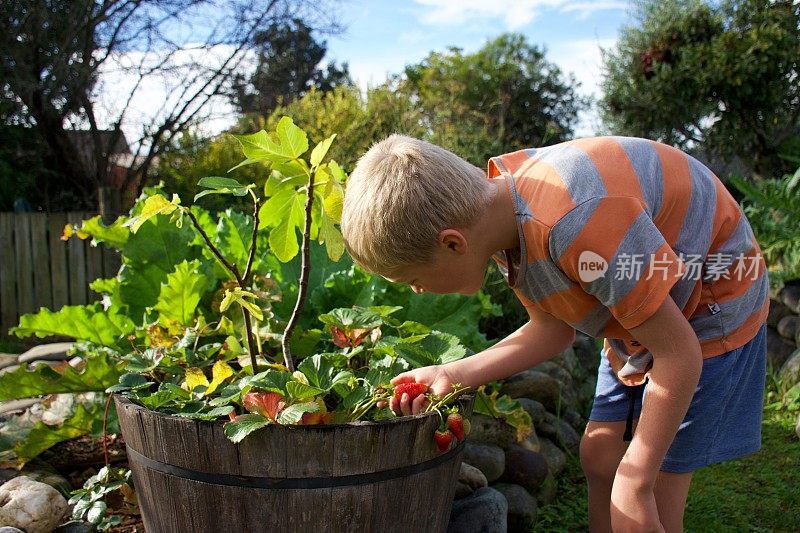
[243, 391, 286, 423]
[393, 382, 429, 402]
[434, 429, 454, 452]
[447, 413, 469, 441]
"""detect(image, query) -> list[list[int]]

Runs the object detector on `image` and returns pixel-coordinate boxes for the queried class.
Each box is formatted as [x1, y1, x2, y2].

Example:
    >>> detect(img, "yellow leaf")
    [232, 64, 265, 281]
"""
[184, 368, 208, 392]
[206, 361, 234, 396]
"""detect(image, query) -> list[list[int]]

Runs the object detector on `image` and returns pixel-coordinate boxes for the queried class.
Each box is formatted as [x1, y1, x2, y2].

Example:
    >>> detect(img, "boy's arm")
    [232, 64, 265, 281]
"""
[612, 297, 703, 530]
[391, 305, 575, 413]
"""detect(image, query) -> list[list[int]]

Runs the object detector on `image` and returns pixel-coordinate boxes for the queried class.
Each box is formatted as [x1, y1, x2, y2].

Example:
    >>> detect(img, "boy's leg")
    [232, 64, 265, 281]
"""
[581, 421, 694, 533]
[580, 420, 631, 533]
[653, 471, 693, 532]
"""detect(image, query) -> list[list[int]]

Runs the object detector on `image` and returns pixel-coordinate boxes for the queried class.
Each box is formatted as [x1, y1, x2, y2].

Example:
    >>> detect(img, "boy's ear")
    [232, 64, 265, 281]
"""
[437, 229, 468, 254]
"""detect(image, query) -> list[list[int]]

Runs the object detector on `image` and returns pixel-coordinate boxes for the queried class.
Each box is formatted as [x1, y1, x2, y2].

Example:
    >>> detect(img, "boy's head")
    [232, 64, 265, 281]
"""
[341, 134, 492, 276]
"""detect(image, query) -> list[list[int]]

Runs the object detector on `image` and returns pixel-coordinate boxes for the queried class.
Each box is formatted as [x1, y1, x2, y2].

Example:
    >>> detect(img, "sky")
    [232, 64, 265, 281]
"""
[97, 0, 636, 144]
[323, 0, 634, 135]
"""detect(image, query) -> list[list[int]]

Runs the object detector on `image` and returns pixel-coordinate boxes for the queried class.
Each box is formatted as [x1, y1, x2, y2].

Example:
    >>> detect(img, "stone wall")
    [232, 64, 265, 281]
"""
[766, 281, 800, 438]
[448, 334, 598, 532]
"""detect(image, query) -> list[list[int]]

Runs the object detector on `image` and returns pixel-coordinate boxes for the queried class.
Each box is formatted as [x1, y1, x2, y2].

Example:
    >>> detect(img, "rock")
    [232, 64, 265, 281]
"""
[463, 442, 505, 483]
[768, 299, 794, 328]
[458, 462, 488, 492]
[0, 354, 19, 371]
[467, 414, 518, 449]
[572, 333, 600, 375]
[0, 398, 40, 416]
[537, 412, 581, 452]
[492, 483, 537, 533]
[447, 487, 508, 533]
[780, 348, 800, 382]
[535, 471, 558, 505]
[777, 316, 800, 341]
[562, 407, 583, 430]
[454, 481, 474, 500]
[779, 281, 800, 314]
[0, 528, 25, 533]
[519, 431, 540, 453]
[52, 522, 94, 533]
[501, 445, 549, 493]
[767, 327, 797, 369]
[538, 437, 567, 477]
[16, 343, 74, 364]
[516, 398, 546, 427]
[13, 461, 72, 495]
[499, 370, 562, 412]
[551, 346, 579, 375]
[0, 476, 68, 533]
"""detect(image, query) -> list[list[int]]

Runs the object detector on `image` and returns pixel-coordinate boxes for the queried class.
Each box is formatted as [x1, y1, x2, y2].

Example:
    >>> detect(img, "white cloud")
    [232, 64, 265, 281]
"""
[413, 0, 623, 30]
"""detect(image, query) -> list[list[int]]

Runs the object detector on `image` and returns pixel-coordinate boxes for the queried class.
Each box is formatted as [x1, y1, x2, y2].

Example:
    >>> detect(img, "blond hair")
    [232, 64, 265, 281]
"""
[341, 135, 492, 274]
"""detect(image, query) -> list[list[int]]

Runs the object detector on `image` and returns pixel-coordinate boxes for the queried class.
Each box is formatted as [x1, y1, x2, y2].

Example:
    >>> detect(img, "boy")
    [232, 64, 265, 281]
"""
[341, 135, 768, 532]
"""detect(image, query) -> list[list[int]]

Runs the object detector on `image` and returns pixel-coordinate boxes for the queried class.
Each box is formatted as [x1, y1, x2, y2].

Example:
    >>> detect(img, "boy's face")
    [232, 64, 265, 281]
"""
[384, 245, 487, 296]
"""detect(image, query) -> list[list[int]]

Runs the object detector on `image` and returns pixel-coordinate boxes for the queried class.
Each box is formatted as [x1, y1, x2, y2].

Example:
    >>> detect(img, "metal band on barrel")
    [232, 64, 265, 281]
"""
[125, 441, 465, 489]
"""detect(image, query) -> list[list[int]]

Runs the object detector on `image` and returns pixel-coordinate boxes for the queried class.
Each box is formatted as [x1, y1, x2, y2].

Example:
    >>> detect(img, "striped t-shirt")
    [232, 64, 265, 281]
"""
[489, 136, 769, 386]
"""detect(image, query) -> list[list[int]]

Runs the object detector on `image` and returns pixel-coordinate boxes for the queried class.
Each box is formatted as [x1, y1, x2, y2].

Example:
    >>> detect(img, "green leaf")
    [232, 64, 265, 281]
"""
[197, 176, 245, 189]
[318, 307, 383, 329]
[11, 304, 135, 350]
[319, 215, 344, 262]
[86, 501, 107, 525]
[14, 404, 99, 467]
[310, 134, 336, 168]
[78, 216, 130, 250]
[234, 117, 309, 166]
[285, 380, 324, 402]
[173, 405, 234, 421]
[259, 187, 305, 229]
[297, 353, 354, 392]
[276, 402, 319, 425]
[224, 414, 270, 443]
[393, 331, 467, 369]
[123, 194, 179, 233]
[152, 260, 210, 325]
[105, 373, 152, 393]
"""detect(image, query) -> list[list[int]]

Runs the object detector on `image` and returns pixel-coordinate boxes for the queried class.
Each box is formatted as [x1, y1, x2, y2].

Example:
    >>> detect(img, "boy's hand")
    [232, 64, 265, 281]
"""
[389, 365, 461, 415]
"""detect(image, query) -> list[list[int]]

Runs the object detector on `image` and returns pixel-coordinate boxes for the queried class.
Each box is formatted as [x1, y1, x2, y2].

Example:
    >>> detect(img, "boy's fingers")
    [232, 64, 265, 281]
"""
[411, 394, 428, 414]
[390, 373, 415, 385]
[400, 393, 412, 416]
[389, 397, 400, 414]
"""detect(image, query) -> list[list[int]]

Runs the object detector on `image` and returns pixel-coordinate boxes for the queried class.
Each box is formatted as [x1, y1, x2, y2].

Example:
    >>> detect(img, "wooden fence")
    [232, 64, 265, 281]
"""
[0, 212, 121, 337]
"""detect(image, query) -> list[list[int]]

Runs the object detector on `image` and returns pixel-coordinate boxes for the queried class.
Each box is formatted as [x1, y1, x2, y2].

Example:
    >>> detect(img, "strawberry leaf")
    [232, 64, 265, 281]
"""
[224, 414, 270, 443]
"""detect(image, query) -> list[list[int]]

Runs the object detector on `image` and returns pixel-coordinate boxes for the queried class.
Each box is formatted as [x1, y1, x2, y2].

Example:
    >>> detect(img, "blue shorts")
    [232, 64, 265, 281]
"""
[589, 325, 767, 473]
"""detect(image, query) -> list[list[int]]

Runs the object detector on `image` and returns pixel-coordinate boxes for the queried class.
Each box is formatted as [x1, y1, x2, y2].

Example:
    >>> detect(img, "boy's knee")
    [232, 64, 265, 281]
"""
[579, 422, 628, 484]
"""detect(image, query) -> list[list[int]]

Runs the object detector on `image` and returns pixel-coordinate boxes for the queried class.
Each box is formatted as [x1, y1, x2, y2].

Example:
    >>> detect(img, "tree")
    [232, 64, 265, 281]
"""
[0, 0, 341, 211]
[600, 0, 800, 177]
[398, 34, 587, 165]
[233, 18, 351, 116]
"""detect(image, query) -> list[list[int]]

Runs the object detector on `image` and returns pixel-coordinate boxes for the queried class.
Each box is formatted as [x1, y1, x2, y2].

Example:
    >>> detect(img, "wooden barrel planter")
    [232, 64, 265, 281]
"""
[115, 396, 471, 532]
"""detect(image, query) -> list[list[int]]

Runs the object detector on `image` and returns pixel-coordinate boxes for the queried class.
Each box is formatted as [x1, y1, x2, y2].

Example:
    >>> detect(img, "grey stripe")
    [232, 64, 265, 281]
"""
[614, 137, 663, 217]
[675, 157, 717, 257]
[690, 273, 768, 341]
[538, 144, 608, 205]
[586, 211, 668, 307]
[668, 274, 697, 310]
[715, 213, 754, 256]
[518, 259, 572, 302]
[575, 304, 612, 337]
[548, 197, 602, 262]
[504, 174, 531, 284]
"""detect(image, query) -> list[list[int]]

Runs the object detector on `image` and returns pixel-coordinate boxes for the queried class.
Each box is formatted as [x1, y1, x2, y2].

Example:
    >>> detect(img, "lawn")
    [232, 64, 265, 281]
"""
[536, 402, 800, 532]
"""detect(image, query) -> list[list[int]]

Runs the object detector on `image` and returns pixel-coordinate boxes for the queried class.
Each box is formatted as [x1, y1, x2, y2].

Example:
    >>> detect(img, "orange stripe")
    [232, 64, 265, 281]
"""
[698, 298, 769, 356]
[707, 177, 742, 252]
[703, 251, 765, 303]
[652, 142, 692, 244]
[520, 161, 576, 226]
[569, 138, 644, 201]
[558, 196, 642, 278]
[499, 151, 531, 174]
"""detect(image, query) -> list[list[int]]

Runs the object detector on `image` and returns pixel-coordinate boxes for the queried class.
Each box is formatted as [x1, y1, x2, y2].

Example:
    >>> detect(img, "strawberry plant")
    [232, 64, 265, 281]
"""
[6, 117, 475, 451]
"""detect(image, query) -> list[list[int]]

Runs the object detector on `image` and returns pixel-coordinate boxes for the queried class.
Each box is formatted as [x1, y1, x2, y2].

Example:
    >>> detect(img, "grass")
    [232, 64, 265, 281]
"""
[535, 398, 800, 532]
